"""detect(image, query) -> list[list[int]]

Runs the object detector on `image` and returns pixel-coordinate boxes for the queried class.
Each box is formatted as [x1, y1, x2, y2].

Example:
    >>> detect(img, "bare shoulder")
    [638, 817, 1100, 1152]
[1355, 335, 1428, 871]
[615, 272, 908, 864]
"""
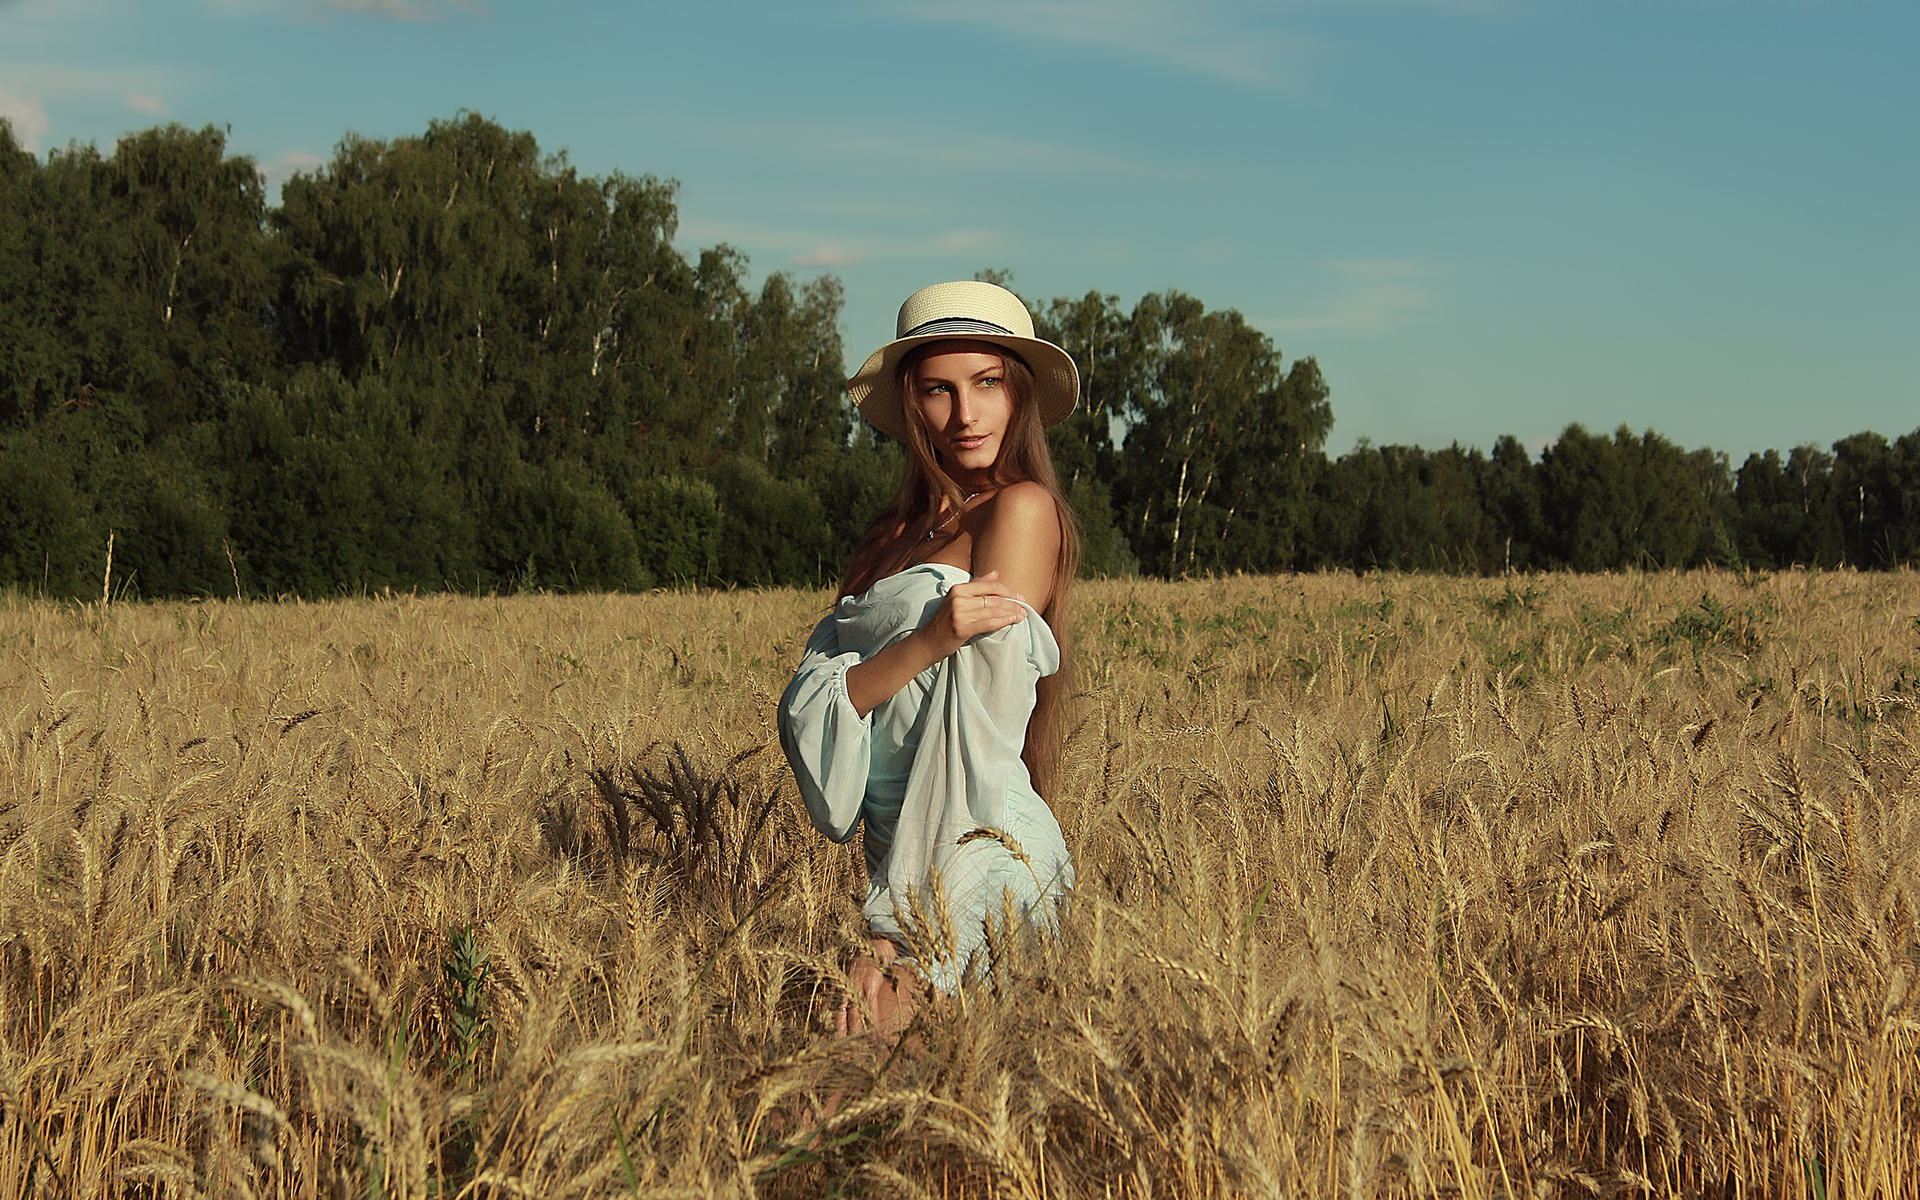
[981, 481, 1062, 534]
[972, 482, 1062, 608]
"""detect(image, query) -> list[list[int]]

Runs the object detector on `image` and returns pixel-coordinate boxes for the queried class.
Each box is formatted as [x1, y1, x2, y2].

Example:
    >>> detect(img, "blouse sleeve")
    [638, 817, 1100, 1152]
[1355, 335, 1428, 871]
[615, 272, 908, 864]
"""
[777, 611, 870, 844]
[882, 599, 1061, 910]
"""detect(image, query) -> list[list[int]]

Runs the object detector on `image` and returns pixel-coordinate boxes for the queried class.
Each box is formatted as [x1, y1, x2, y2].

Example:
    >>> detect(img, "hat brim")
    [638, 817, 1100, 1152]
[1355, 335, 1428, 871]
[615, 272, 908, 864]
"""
[848, 333, 1080, 442]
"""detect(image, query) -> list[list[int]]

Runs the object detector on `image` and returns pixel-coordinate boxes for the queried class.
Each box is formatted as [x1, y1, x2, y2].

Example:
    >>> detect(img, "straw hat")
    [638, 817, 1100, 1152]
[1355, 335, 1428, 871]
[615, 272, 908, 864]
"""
[848, 281, 1079, 441]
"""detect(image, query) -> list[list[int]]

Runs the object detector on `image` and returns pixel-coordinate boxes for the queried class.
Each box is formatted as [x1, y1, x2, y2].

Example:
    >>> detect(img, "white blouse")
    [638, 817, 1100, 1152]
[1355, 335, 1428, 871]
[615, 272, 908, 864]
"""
[777, 562, 1072, 989]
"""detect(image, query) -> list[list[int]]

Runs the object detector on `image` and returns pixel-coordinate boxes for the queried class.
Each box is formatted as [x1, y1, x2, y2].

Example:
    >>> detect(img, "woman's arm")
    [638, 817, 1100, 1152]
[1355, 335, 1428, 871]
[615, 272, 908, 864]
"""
[842, 483, 1063, 718]
[842, 568, 1025, 716]
[970, 481, 1062, 613]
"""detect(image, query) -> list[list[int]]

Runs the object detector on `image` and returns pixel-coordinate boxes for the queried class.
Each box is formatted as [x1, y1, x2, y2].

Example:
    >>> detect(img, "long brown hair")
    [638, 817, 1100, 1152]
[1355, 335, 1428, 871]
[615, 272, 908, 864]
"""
[841, 341, 1080, 796]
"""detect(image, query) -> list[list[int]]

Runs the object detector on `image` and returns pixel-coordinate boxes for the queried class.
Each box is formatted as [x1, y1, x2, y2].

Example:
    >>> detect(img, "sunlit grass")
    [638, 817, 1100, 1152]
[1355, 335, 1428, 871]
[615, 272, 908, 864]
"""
[2, 569, 1917, 1196]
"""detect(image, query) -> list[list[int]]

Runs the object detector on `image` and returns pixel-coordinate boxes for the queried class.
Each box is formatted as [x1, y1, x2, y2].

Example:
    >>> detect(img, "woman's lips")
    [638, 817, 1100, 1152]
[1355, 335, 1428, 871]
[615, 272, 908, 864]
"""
[954, 434, 989, 451]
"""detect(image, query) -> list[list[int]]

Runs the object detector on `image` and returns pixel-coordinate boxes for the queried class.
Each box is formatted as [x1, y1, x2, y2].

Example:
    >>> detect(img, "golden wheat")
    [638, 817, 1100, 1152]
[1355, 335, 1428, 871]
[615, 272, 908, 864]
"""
[0, 570, 1916, 1197]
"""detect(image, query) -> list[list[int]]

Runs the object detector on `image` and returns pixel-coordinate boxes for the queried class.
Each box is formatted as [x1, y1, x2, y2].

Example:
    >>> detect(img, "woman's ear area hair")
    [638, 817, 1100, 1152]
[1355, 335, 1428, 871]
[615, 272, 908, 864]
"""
[894, 346, 937, 458]
[896, 345, 941, 449]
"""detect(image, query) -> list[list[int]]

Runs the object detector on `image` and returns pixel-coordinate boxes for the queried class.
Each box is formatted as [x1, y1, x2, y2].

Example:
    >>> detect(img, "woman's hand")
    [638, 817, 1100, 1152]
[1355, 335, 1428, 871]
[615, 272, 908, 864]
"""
[916, 569, 1027, 659]
[836, 937, 918, 1036]
[843, 570, 1026, 717]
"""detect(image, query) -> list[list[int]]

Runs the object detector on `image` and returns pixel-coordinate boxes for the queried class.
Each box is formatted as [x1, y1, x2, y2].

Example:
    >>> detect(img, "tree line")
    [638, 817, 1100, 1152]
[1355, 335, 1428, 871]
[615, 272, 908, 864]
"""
[1, 114, 1915, 601]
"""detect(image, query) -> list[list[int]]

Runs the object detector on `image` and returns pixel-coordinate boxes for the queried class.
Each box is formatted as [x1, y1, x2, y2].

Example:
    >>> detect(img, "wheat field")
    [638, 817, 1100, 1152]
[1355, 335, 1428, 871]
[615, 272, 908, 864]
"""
[1, 570, 1916, 1198]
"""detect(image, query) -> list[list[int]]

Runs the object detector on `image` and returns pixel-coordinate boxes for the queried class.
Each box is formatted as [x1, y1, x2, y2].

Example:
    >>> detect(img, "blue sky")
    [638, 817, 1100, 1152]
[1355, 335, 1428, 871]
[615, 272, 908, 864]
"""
[2, 0, 1914, 459]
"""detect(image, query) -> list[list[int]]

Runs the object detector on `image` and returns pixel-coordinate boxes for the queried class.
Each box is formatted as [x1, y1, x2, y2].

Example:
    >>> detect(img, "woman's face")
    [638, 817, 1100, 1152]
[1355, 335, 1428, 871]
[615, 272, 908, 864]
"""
[911, 343, 1016, 480]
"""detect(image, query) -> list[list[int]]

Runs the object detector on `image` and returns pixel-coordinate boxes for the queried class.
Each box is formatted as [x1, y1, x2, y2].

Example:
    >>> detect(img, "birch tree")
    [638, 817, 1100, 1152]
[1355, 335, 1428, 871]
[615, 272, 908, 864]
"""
[1113, 293, 1327, 576]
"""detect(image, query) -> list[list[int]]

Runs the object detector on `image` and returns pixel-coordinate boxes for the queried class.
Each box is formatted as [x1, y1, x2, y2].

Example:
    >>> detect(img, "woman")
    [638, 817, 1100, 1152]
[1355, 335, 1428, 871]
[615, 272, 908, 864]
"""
[778, 280, 1081, 1032]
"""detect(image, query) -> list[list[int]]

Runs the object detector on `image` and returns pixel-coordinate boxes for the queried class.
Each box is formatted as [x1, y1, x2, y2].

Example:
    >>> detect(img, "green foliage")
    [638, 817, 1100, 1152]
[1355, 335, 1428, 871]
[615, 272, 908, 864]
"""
[1104, 292, 1333, 577]
[485, 459, 648, 593]
[709, 455, 829, 587]
[4, 112, 1920, 596]
[0, 430, 95, 595]
[90, 442, 231, 599]
[1306, 441, 1503, 572]
[1536, 424, 1732, 570]
[1733, 446, 1845, 569]
[1, 112, 871, 597]
[1483, 435, 1544, 569]
[712, 271, 850, 471]
[0, 123, 274, 440]
[806, 435, 902, 583]
[1064, 473, 1136, 578]
[1482, 578, 1549, 621]
[1037, 290, 1128, 491]
[440, 925, 491, 1088]
[1039, 290, 1331, 579]
[1653, 592, 1767, 658]
[1831, 431, 1920, 568]
[1571, 603, 1638, 665]
[214, 376, 481, 596]
[625, 475, 720, 586]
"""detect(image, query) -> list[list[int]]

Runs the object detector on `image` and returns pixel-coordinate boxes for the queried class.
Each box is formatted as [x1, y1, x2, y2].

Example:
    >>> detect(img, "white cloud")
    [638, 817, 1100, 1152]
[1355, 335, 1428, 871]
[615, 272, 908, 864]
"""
[198, 0, 488, 18]
[198, 0, 288, 13]
[892, 0, 1303, 87]
[679, 216, 1008, 268]
[319, 0, 481, 18]
[793, 246, 865, 269]
[888, 0, 1531, 87]
[928, 228, 1004, 254]
[0, 86, 49, 151]
[1, 0, 152, 52]
[709, 119, 1182, 181]
[261, 148, 326, 194]
[1260, 260, 1435, 336]
[0, 64, 186, 148]
[2, 63, 183, 103]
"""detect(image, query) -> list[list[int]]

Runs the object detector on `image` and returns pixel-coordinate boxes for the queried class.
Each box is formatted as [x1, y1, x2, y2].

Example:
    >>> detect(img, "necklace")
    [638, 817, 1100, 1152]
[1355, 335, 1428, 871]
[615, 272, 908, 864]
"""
[925, 492, 983, 540]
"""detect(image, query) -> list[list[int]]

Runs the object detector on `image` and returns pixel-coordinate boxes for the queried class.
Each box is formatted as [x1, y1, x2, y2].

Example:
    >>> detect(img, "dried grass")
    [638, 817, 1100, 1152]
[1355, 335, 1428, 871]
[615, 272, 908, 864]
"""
[0, 571, 1916, 1197]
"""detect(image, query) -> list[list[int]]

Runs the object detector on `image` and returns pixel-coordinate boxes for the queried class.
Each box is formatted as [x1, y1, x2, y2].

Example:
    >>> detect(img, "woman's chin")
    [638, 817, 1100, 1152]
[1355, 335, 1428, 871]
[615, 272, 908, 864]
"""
[945, 448, 998, 475]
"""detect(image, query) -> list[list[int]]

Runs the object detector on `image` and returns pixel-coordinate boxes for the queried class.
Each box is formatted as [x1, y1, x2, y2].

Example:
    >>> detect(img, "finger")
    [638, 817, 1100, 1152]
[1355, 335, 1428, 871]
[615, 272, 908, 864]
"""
[957, 610, 1024, 639]
[951, 592, 996, 619]
[961, 595, 1026, 623]
[973, 597, 1024, 627]
[955, 582, 1020, 602]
